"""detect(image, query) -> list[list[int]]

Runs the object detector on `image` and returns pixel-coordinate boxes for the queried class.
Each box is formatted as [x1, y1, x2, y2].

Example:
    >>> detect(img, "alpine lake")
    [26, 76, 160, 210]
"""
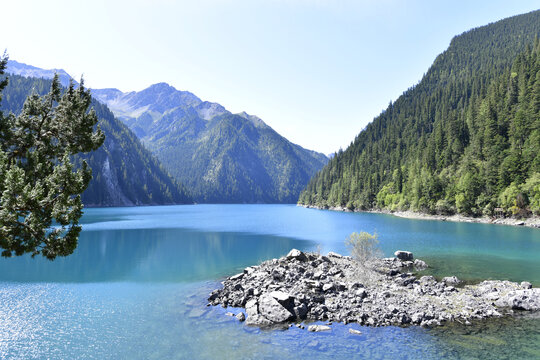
[1, 204, 539, 359]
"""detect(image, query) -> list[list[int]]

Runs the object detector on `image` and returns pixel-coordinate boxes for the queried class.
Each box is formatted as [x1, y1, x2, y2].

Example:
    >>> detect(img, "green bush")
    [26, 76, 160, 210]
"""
[522, 173, 540, 215]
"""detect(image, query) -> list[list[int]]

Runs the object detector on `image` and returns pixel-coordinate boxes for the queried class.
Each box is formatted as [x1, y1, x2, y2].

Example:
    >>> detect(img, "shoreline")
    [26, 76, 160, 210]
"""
[299, 204, 540, 229]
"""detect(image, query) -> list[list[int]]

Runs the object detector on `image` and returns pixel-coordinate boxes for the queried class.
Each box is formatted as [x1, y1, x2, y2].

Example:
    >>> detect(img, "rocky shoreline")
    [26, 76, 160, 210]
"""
[300, 204, 540, 229]
[208, 249, 540, 330]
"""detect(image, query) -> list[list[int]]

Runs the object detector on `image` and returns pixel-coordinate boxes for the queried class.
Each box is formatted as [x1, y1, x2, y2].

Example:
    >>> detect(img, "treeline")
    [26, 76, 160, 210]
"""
[299, 10, 540, 217]
[0, 75, 192, 206]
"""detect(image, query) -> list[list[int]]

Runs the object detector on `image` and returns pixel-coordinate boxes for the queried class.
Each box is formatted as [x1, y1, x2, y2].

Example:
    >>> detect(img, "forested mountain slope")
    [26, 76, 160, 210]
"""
[299, 10, 540, 216]
[93, 84, 328, 203]
[0, 74, 192, 206]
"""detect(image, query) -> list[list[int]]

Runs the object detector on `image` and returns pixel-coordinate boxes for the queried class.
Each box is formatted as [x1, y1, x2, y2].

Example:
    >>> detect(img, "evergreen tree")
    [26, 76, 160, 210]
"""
[0, 55, 105, 259]
[299, 11, 540, 217]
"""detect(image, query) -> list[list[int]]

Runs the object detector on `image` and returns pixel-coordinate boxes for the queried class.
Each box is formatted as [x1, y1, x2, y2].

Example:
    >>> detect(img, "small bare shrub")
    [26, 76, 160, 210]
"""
[345, 232, 383, 285]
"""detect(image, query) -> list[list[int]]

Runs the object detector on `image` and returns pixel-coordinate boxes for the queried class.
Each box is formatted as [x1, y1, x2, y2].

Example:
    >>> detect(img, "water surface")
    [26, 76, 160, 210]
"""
[0, 204, 539, 359]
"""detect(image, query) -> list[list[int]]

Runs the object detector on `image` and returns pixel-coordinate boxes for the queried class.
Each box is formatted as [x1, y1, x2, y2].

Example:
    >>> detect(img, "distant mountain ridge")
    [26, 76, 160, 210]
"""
[6, 60, 328, 203]
[0, 72, 192, 207]
[92, 81, 328, 203]
[92, 83, 230, 138]
[7, 60, 76, 87]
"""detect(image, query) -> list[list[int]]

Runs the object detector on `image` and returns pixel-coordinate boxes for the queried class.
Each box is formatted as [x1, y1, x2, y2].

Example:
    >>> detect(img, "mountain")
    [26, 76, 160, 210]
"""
[0, 73, 192, 207]
[299, 10, 540, 217]
[6, 60, 76, 87]
[92, 83, 328, 203]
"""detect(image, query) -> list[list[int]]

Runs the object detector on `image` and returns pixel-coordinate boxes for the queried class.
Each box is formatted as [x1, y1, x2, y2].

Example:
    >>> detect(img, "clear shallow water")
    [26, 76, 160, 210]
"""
[0, 204, 539, 359]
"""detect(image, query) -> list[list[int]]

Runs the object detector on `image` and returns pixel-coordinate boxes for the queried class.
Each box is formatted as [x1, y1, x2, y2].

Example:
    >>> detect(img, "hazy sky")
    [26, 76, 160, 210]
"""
[1, 1, 538, 154]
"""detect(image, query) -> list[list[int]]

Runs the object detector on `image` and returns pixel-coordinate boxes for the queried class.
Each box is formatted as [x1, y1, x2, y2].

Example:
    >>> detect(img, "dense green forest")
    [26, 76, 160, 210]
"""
[0, 75, 192, 206]
[299, 10, 540, 217]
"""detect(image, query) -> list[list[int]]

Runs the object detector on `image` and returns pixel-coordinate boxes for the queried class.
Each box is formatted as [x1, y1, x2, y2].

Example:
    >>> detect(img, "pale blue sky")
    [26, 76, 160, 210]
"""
[1, 1, 539, 154]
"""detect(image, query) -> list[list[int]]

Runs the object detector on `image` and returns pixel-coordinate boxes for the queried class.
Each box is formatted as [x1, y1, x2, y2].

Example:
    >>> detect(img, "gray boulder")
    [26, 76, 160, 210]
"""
[327, 251, 343, 258]
[258, 293, 295, 323]
[294, 303, 308, 319]
[229, 273, 244, 281]
[245, 299, 259, 318]
[245, 299, 275, 326]
[394, 251, 413, 261]
[245, 314, 274, 327]
[269, 291, 293, 303]
[287, 249, 308, 262]
[414, 259, 428, 270]
[308, 325, 331, 332]
[322, 283, 334, 292]
[495, 289, 540, 311]
[419, 275, 437, 285]
[442, 276, 462, 286]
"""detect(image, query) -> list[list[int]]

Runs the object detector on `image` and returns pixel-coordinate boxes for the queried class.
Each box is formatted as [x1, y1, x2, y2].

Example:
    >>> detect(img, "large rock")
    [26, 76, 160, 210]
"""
[287, 249, 308, 262]
[258, 293, 295, 323]
[322, 283, 335, 292]
[245, 299, 275, 326]
[414, 259, 428, 270]
[229, 273, 244, 281]
[308, 325, 331, 332]
[442, 276, 462, 286]
[236, 312, 246, 322]
[495, 289, 540, 311]
[245, 299, 259, 318]
[294, 303, 308, 319]
[245, 314, 274, 326]
[419, 275, 437, 285]
[327, 251, 343, 258]
[394, 251, 413, 261]
[269, 291, 293, 303]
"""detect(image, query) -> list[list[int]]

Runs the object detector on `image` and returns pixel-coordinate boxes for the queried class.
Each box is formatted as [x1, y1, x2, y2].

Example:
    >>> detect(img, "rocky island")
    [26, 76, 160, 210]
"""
[208, 249, 540, 330]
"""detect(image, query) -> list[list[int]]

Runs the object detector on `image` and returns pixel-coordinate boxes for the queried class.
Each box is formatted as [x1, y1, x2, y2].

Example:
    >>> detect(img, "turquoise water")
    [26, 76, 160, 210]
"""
[0, 204, 539, 359]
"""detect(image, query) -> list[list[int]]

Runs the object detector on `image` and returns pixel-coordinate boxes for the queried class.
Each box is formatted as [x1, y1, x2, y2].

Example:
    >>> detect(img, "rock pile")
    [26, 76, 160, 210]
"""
[208, 249, 540, 328]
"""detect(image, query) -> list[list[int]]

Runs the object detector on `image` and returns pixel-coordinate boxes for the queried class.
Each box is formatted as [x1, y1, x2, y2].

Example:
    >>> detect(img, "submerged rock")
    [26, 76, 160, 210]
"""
[209, 249, 540, 330]
[308, 325, 331, 332]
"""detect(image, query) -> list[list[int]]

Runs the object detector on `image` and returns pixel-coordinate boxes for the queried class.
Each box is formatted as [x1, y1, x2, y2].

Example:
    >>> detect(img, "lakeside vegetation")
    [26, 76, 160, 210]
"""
[299, 11, 540, 217]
